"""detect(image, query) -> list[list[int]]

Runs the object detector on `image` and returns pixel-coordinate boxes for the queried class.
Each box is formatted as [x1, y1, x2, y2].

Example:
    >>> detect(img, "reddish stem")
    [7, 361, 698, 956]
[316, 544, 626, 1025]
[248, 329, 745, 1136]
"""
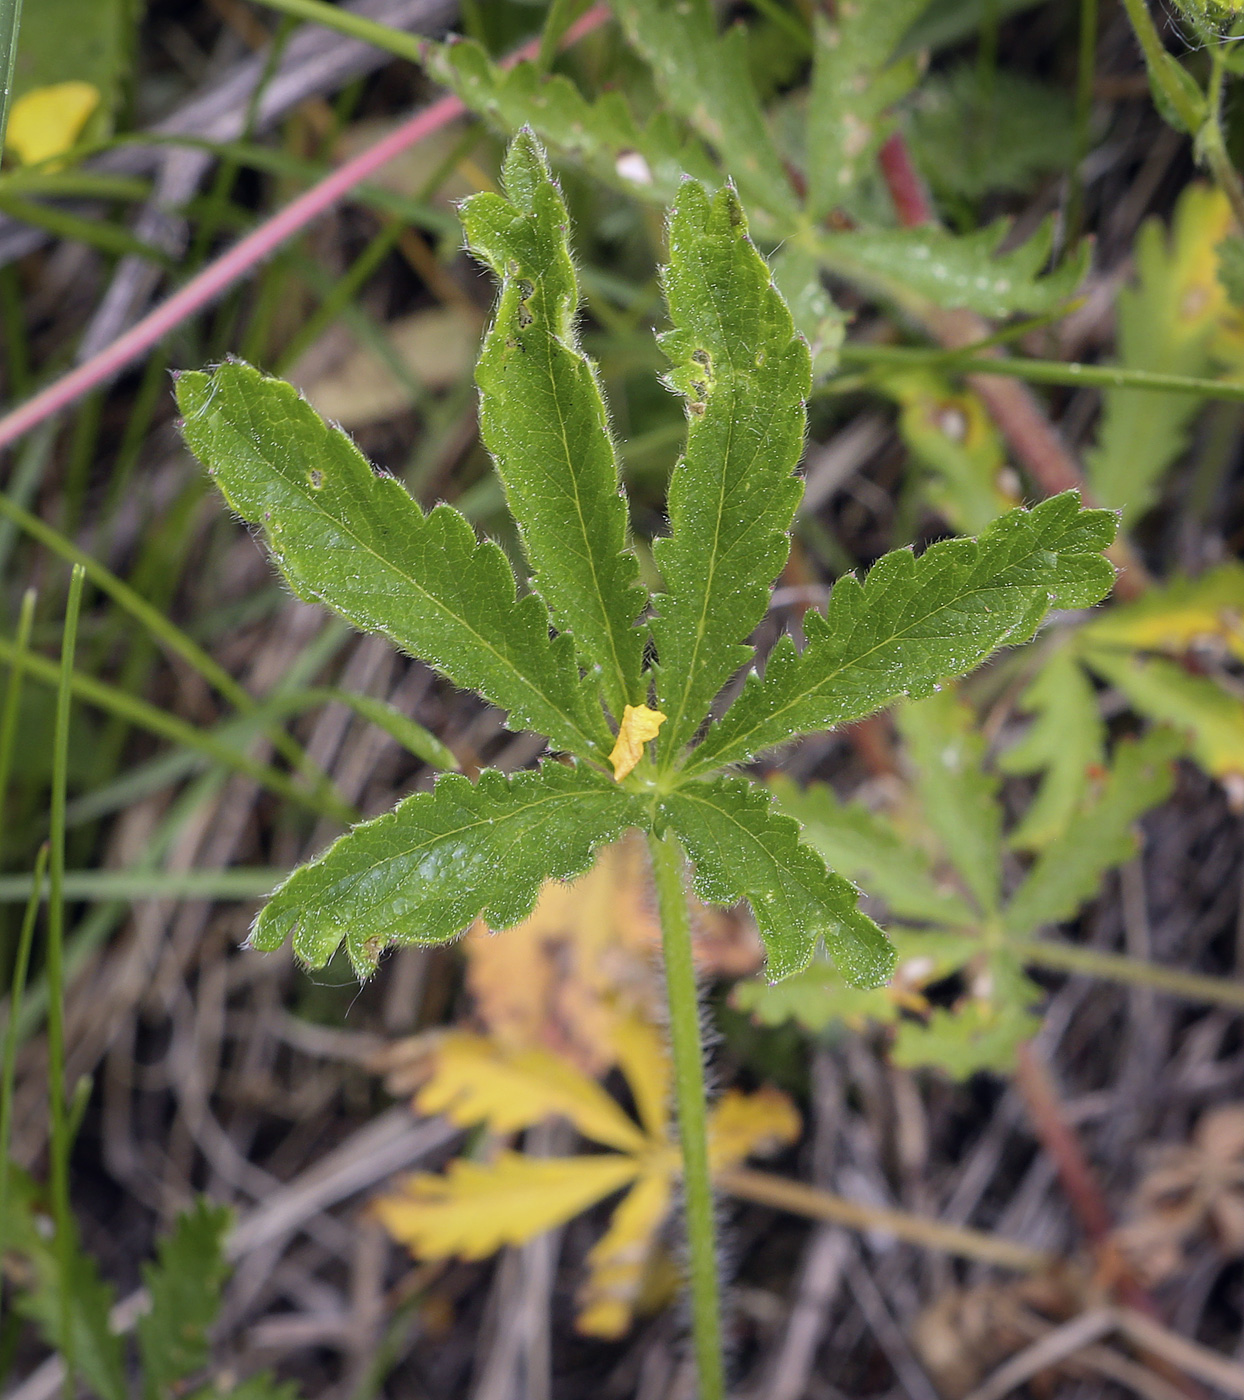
[877, 133, 934, 228]
[0, 6, 611, 456]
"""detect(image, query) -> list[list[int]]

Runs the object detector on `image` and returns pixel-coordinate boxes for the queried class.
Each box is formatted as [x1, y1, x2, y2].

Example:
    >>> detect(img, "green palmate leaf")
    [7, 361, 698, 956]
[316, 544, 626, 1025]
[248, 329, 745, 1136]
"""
[421, 38, 718, 205]
[608, 0, 798, 222]
[138, 1199, 232, 1400]
[999, 649, 1105, 850]
[1004, 728, 1179, 935]
[1080, 647, 1244, 783]
[819, 217, 1087, 317]
[806, 0, 931, 218]
[881, 370, 1015, 535]
[686, 492, 1117, 776]
[653, 180, 811, 758]
[252, 763, 644, 977]
[896, 688, 1001, 917]
[176, 362, 607, 761]
[769, 775, 976, 927]
[732, 957, 895, 1031]
[891, 988, 1041, 1079]
[461, 133, 647, 720]
[658, 776, 894, 984]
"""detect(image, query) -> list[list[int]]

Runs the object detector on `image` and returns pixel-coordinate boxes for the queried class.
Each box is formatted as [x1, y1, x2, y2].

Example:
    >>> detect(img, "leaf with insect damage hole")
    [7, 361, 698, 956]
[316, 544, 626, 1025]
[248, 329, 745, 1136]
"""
[250, 763, 646, 977]
[176, 360, 606, 761]
[461, 133, 648, 721]
[652, 179, 811, 760]
[685, 492, 1116, 777]
[659, 775, 894, 984]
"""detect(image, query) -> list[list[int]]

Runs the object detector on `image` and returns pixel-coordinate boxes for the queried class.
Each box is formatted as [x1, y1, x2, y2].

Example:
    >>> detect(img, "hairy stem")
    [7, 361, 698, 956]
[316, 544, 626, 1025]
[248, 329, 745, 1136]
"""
[648, 831, 725, 1400]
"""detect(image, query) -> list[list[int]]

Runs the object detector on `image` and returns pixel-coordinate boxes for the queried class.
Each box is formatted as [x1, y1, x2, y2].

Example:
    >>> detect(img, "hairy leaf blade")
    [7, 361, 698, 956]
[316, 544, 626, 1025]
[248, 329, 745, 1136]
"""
[686, 493, 1117, 775]
[660, 776, 894, 985]
[252, 763, 645, 977]
[462, 134, 647, 720]
[608, 0, 798, 221]
[653, 180, 811, 759]
[176, 361, 606, 760]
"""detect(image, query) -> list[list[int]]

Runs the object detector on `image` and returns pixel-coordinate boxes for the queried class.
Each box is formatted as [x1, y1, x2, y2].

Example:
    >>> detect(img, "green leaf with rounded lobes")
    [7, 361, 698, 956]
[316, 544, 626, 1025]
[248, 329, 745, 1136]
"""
[251, 763, 646, 978]
[653, 179, 811, 760]
[176, 360, 607, 761]
[684, 492, 1117, 777]
[461, 133, 648, 722]
[659, 776, 895, 986]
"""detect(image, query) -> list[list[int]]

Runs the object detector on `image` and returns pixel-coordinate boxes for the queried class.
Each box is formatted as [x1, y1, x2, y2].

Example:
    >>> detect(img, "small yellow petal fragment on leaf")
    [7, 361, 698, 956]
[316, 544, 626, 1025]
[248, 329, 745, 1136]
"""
[608, 704, 667, 780]
[5, 82, 101, 167]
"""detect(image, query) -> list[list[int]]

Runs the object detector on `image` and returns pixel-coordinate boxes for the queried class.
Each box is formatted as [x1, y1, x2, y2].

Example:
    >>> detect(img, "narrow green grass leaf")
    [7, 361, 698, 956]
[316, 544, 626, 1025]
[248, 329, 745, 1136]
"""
[686, 493, 1116, 775]
[770, 775, 977, 928]
[461, 133, 647, 720]
[423, 39, 718, 205]
[608, 0, 798, 221]
[253, 763, 645, 977]
[652, 180, 810, 759]
[999, 649, 1106, 850]
[896, 688, 1002, 916]
[806, 0, 930, 218]
[818, 217, 1088, 317]
[177, 361, 608, 761]
[138, 1199, 232, 1400]
[660, 776, 894, 985]
[1004, 728, 1179, 934]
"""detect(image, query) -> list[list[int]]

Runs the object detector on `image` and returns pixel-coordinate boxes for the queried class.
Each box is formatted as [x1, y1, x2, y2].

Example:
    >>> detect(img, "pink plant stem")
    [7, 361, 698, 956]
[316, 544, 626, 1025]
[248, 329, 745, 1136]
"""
[0, 6, 610, 456]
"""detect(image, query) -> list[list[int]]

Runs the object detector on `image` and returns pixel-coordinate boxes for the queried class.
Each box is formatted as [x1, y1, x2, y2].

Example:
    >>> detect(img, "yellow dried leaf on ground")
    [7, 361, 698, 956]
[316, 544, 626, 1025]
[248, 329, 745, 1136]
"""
[374, 1152, 640, 1260]
[577, 1168, 675, 1338]
[414, 1032, 647, 1154]
[612, 1014, 670, 1141]
[5, 82, 100, 166]
[708, 1086, 802, 1172]
[608, 704, 666, 780]
[1081, 561, 1244, 663]
[464, 835, 761, 1074]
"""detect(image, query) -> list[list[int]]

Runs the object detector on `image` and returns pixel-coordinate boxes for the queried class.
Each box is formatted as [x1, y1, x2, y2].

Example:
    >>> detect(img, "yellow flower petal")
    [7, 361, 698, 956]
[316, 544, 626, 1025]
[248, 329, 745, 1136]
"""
[608, 704, 667, 780]
[5, 82, 100, 167]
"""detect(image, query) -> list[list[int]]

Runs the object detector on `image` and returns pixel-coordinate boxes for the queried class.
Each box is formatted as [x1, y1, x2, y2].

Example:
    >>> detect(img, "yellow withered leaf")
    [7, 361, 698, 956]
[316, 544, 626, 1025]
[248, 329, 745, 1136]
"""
[374, 1151, 640, 1260]
[708, 1085, 802, 1172]
[5, 82, 100, 167]
[612, 1014, 670, 1141]
[464, 835, 761, 1075]
[1081, 562, 1244, 664]
[414, 1032, 648, 1154]
[577, 1168, 675, 1338]
[608, 704, 667, 780]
